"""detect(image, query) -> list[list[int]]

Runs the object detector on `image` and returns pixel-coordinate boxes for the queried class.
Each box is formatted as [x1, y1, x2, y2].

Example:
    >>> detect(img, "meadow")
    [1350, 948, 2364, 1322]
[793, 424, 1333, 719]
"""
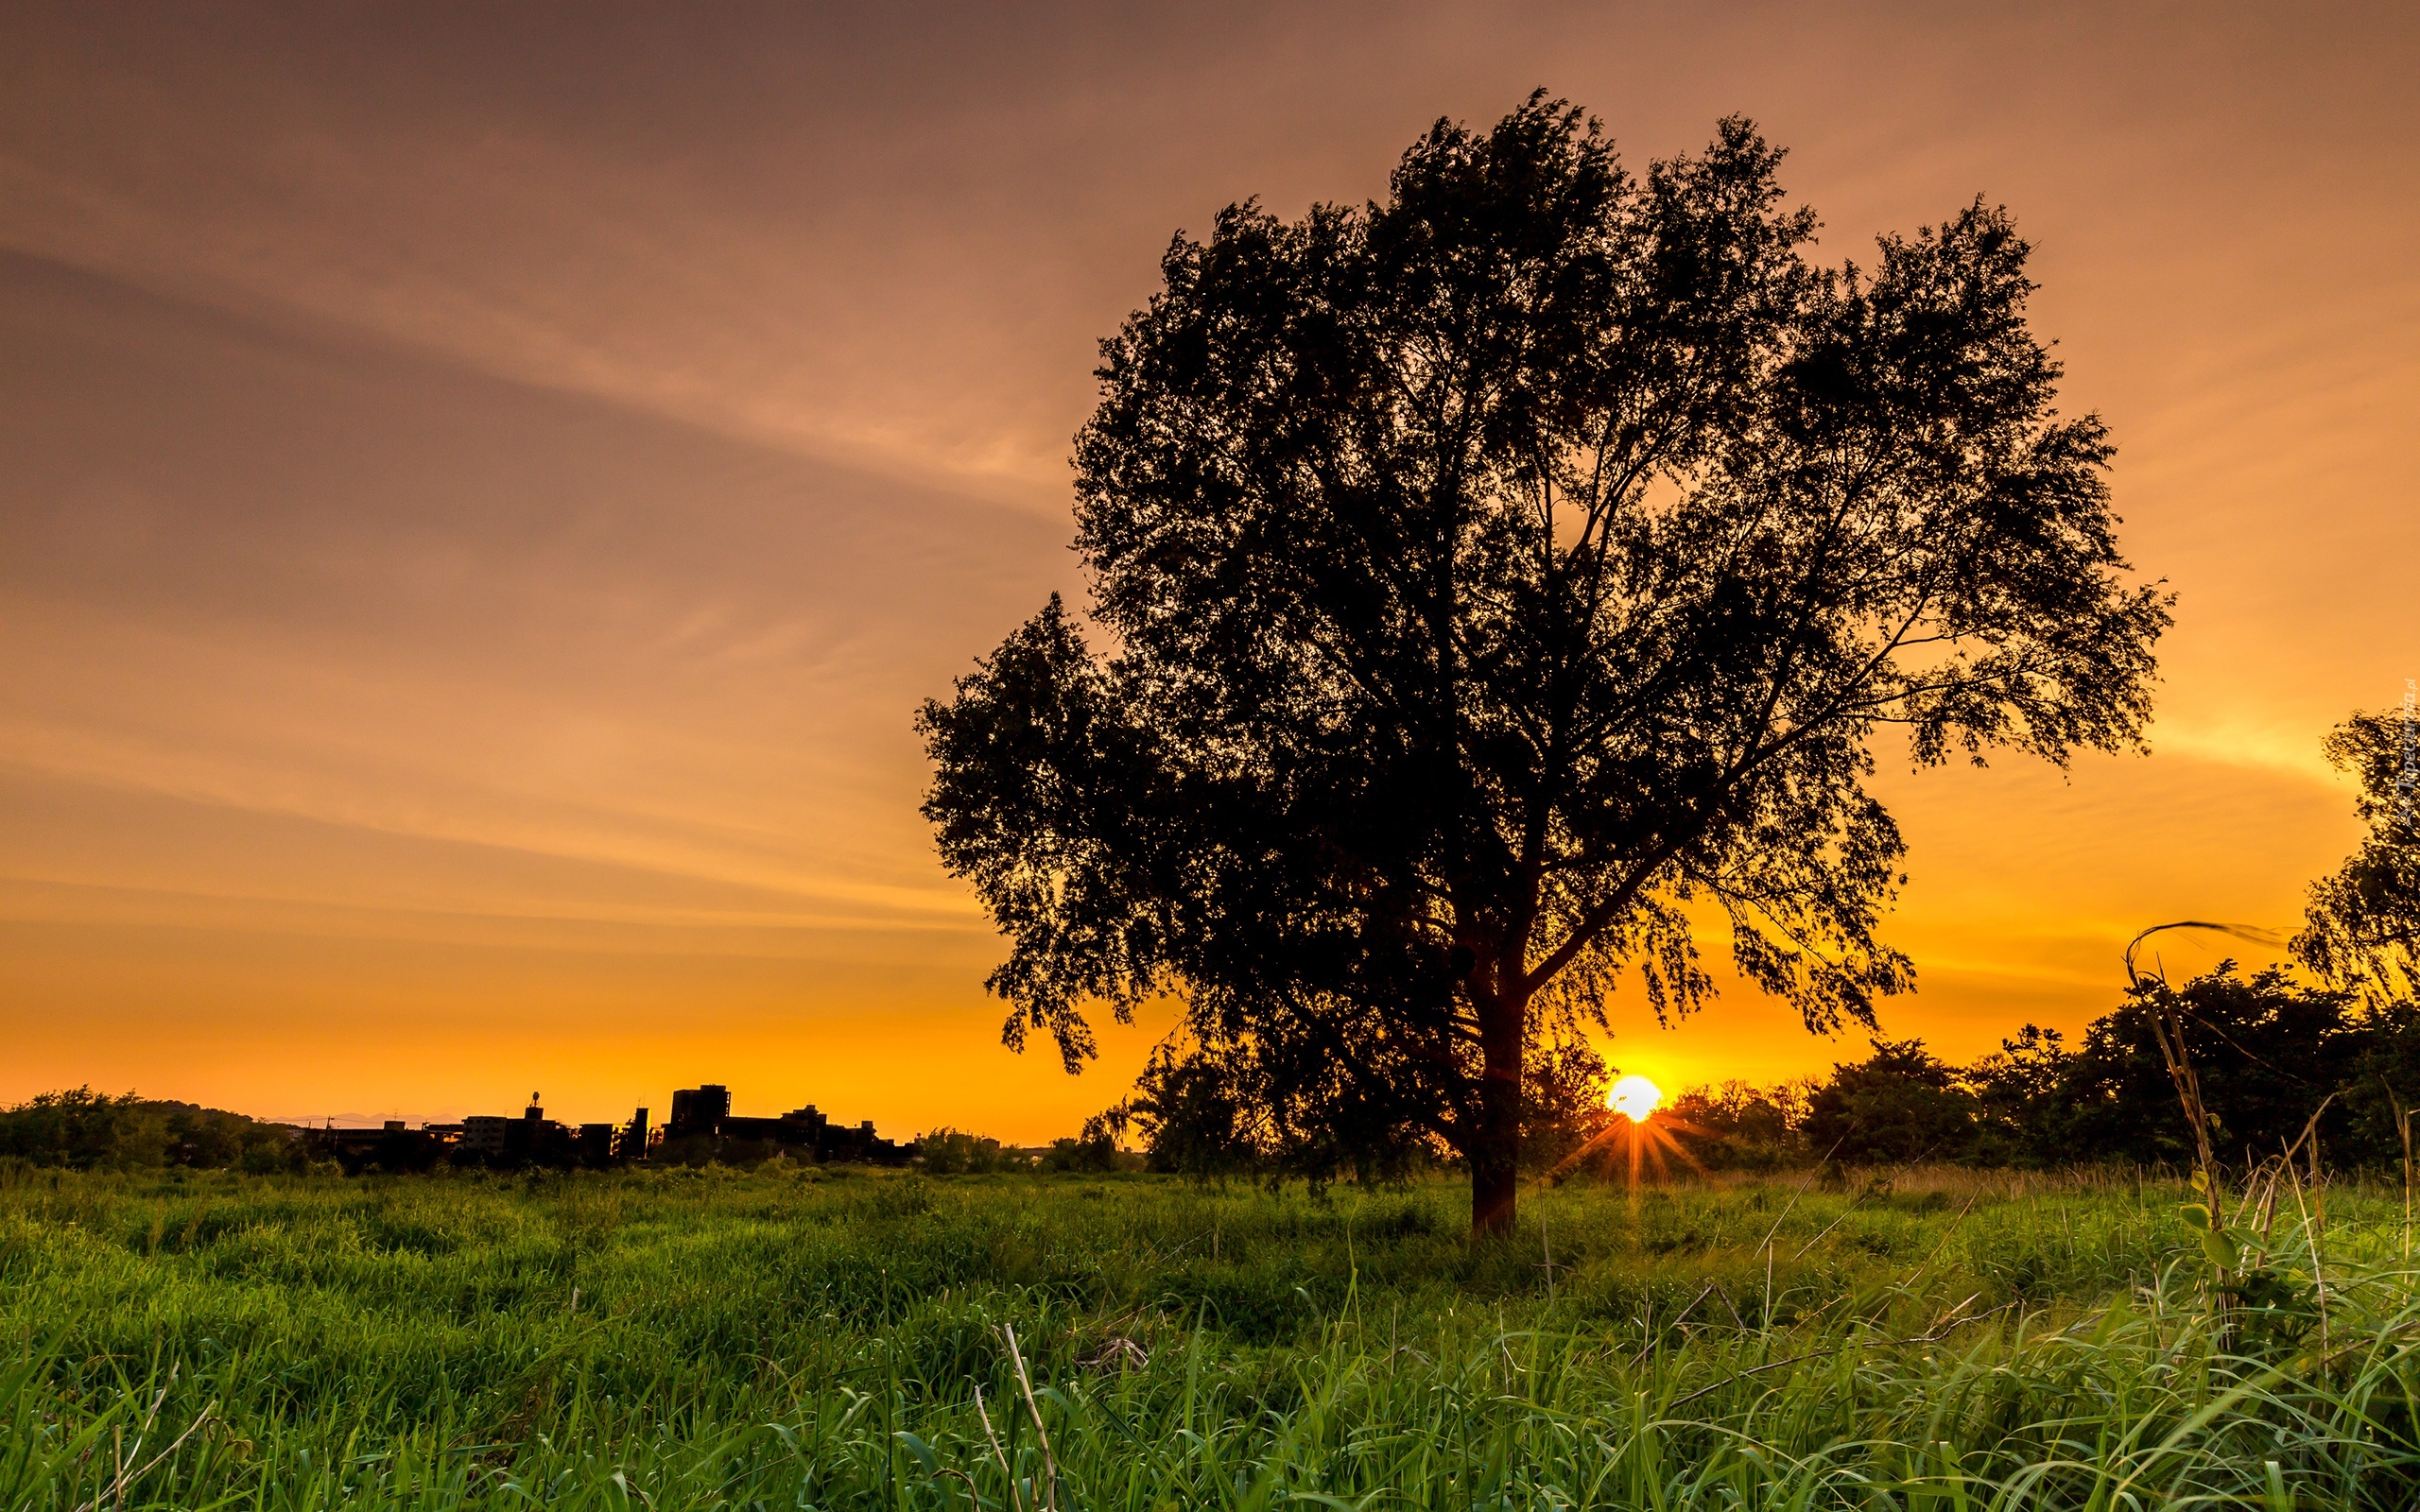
[3, 1161, 2415, 1509]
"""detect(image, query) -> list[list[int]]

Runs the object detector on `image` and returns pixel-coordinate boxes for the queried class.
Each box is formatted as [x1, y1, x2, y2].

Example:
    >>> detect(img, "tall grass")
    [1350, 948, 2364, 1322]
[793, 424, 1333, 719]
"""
[2, 1162, 2413, 1507]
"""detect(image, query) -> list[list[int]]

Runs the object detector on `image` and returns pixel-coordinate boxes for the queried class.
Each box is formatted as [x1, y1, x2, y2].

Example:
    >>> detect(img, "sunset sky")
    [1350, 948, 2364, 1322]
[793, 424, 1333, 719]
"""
[3, 2, 2413, 1139]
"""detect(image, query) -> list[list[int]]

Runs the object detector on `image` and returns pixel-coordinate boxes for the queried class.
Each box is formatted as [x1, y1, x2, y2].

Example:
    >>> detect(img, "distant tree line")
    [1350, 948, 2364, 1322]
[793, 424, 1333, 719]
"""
[913, 1122, 1140, 1176]
[0, 1091, 1155, 1179]
[1122, 968, 2420, 1180]
[1634, 963, 2416, 1175]
[15, 951, 2417, 1180]
[0, 1090, 311, 1174]
[1112, 959, 2420, 1179]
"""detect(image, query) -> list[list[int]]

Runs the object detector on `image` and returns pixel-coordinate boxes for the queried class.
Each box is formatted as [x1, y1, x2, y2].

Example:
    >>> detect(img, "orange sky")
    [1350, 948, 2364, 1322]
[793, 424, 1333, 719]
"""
[2, 2, 2414, 1138]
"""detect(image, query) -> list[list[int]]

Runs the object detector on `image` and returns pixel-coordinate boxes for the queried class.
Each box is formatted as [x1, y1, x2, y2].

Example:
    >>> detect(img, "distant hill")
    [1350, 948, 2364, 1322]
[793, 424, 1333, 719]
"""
[134, 1097, 298, 1125]
[0, 1088, 308, 1172]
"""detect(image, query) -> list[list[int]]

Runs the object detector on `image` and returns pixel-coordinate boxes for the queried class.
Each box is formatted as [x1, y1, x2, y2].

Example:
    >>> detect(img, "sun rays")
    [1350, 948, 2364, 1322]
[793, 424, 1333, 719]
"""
[1609, 1074, 1663, 1123]
[1539, 1074, 1710, 1192]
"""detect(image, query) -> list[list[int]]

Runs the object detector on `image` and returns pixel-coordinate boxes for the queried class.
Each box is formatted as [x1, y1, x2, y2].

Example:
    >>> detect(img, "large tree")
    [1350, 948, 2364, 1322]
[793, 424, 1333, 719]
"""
[920, 96, 2168, 1233]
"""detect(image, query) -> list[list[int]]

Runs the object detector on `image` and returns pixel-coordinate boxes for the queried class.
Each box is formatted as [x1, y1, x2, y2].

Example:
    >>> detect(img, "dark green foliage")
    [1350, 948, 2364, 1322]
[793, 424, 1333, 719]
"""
[1670, 963, 2420, 1173]
[2297, 705, 2420, 1005]
[1127, 1033, 1616, 1177]
[1518, 1036, 1618, 1173]
[920, 93, 2167, 1232]
[1664, 1080, 1809, 1169]
[1127, 1040, 1266, 1177]
[0, 1087, 147, 1169]
[2062, 965, 2365, 1165]
[0, 1088, 303, 1173]
[1802, 1039, 1978, 1163]
[1038, 1116, 1127, 1173]
[2346, 1000, 2420, 1156]
[1966, 1022, 2075, 1163]
[916, 1127, 1023, 1175]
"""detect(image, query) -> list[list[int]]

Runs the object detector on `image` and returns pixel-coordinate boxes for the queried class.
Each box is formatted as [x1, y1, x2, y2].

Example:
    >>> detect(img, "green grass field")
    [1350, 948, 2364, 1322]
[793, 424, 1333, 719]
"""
[4, 1162, 2414, 1509]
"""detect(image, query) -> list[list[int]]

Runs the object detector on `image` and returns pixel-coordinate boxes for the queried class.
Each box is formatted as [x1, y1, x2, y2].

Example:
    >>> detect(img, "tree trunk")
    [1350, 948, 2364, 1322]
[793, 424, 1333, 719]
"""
[1471, 990, 1526, 1236]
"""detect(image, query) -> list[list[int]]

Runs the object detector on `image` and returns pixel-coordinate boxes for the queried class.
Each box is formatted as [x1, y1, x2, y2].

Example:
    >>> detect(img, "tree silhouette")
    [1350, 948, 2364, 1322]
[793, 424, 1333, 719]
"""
[1801, 1039, 1976, 1165]
[920, 94, 2168, 1233]
[2296, 705, 2420, 1005]
[2078, 964, 2362, 1167]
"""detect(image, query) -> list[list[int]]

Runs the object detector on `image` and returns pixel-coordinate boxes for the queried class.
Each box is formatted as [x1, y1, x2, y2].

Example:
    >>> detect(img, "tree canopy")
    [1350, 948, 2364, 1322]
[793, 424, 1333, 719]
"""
[920, 95, 2168, 1232]
[0, 1088, 305, 1173]
[2295, 704, 2420, 1005]
[1656, 962, 2403, 1176]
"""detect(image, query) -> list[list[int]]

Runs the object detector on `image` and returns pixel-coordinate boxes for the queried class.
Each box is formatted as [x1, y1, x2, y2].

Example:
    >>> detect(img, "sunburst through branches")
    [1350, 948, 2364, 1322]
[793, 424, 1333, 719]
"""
[1542, 1074, 1710, 1193]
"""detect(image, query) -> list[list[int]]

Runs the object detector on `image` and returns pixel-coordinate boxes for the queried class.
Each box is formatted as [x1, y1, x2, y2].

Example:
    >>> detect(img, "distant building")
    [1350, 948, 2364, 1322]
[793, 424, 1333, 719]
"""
[667, 1085, 731, 1141]
[460, 1115, 514, 1157]
[310, 1093, 648, 1173]
[615, 1107, 649, 1161]
[576, 1123, 614, 1165]
[323, 1087, 910, 1173]
[307, 1119, 448, 1171]
[666, 1086, 908, 1164]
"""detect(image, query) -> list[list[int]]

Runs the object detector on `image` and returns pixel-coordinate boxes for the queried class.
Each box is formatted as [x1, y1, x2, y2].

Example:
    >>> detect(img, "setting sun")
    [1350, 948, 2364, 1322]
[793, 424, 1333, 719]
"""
[1608, 1074, 1663, 1124]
